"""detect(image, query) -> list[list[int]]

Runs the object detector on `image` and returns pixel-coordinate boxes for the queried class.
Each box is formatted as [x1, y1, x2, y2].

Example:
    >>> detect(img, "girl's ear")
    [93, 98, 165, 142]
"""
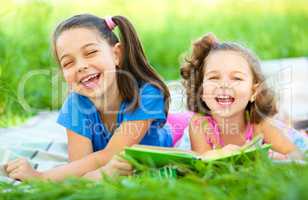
[112, 42, 123, 67]
[250, 83, 259, 102]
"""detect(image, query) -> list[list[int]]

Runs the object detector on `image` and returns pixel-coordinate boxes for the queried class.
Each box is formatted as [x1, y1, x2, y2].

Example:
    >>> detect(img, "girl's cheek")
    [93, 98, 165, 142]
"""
[238, 82, 253, 95]
[235, 85, 254, 103]
[202, 85, 215, 103]
[203, 83, 216, 95]
[96, 50, 115, 69]
[62, 69, 75, 84]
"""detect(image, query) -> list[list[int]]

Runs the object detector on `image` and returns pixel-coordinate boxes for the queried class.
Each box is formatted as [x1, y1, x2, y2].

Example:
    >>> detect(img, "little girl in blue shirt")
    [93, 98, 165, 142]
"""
[5, 14, 172, 181]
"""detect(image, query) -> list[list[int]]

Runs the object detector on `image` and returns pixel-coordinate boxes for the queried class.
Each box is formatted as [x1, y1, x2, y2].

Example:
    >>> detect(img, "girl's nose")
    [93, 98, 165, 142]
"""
[218, 81, 231, 89]
[76, 60, 89, 73]
[78, 65, 88, 73]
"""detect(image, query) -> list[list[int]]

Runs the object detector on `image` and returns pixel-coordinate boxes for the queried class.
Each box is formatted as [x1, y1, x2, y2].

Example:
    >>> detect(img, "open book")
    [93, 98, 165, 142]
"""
[124, 136, 271, 167]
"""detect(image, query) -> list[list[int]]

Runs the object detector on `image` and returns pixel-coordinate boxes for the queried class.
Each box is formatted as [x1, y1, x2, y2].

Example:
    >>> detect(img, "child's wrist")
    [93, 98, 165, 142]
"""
[36, 171, 47, 180]
[287, 150, 304, 160]
[100, 165, 112, 177]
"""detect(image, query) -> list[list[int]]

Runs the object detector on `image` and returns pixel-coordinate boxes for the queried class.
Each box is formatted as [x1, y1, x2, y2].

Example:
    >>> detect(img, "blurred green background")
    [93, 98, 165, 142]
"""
[0, 0, 307, 127]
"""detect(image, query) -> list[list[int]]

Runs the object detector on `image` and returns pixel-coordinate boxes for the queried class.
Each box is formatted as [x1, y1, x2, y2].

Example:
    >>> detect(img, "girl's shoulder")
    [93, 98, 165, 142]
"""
[252, 118, 292, 139]
[64, 92, 93, 107]
[253, 118, 279, 134]
[190, 113, 203, 125]
[252, 122, 263, 134]
[140, 82, 162, 93]
[60, 92, 97, 115]
[190, 113, 210, 126]
[189, 113, 213, 135]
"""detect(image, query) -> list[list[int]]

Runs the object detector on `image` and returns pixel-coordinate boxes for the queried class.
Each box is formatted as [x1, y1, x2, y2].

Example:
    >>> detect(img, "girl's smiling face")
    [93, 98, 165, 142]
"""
[56, 27, 122, 99]
[202, 50, 256, 118]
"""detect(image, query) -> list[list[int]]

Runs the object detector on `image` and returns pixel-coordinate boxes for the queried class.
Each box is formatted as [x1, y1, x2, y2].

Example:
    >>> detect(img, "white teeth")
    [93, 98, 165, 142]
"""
[217, 95, 232, 99]
[215, 94, 234, 106]
[218, 101, 232, 105]
[81, 74, 98, 83]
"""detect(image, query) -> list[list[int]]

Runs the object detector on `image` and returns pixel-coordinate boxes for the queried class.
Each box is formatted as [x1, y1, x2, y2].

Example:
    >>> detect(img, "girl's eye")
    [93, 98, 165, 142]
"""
[62, 61, 73, 68]
[233, 77, 243, 81]
[208, 76, 219, 80]
[86, 50, 98, 56]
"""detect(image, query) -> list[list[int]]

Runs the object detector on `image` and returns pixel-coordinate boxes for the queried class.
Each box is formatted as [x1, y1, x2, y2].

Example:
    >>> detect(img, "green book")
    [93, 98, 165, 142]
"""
[124, 136, 271, 168]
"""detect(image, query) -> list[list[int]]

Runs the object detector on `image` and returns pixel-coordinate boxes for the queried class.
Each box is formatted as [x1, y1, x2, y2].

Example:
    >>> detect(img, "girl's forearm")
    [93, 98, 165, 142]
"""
[39, 150, 111, 181]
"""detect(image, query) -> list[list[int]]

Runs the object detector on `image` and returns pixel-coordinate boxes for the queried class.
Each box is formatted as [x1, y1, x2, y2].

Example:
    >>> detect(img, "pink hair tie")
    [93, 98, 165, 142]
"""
[105, 16, 116, 31]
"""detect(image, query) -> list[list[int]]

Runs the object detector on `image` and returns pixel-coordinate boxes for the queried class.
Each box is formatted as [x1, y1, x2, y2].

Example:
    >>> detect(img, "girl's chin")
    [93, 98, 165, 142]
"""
[76, 87, 104, 98]
[211, 108, 235, 118]
[212, 108, 247, 119]
[214, 112, 233, 118]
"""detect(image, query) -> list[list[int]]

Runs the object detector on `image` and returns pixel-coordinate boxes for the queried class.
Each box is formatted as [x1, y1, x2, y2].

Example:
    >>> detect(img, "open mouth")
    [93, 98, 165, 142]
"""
[215, 95, 235, 106]
[80, 73, 101, 89]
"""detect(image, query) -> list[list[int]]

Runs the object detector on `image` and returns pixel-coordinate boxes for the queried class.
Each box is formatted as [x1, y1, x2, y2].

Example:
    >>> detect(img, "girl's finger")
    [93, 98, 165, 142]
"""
[115, 161, 133, 171]
[8, 169, 21, 180]
[224, 144, 240, 151]
[270, 151, 288, 160]
[117, 168, 133, 176]
[6, 159, 22, 167]
[7, 158, 28, 167]
[114, 155, 128, 163]
[5, 162, 21, 173]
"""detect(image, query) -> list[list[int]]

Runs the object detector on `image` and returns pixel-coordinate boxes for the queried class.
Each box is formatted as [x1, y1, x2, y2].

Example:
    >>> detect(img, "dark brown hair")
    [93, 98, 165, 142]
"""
[180, 33, 277, 124]
[52, 14, 170, 120]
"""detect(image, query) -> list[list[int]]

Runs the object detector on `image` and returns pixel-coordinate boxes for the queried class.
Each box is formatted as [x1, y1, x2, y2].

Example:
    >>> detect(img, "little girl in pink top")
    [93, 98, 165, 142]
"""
[178, 33, 304, 159]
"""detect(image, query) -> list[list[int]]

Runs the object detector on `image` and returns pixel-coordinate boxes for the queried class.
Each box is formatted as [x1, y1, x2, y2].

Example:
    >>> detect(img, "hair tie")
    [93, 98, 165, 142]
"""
[105, 16, 116, 31]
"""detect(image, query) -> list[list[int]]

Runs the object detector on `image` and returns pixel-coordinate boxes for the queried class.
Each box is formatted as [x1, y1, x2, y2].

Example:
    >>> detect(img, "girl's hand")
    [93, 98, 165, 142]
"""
[202, 144, 241, 158]
[269, 149, 304, 160]
[101, 155, 134, 177]
[268, 150, 288, 160]
[5, 158, 42, 181]
[83, 169, 103, 180]
[83, 155, 133, 180]
[221, 144, 241, 153]
[201, 150, 221, 158]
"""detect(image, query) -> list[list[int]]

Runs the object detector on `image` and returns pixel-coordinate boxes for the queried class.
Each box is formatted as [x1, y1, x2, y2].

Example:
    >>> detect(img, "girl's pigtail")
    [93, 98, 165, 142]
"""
[111, 16, 170, 117]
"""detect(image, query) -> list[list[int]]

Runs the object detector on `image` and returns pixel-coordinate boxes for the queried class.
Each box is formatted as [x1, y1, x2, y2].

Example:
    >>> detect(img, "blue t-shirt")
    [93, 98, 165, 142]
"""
[57, 83, 173, 151]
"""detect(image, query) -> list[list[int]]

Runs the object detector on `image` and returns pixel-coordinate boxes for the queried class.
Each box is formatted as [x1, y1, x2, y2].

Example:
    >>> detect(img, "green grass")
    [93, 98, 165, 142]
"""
[1, 154, 308, 200]
[1, 0, 308, 126]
